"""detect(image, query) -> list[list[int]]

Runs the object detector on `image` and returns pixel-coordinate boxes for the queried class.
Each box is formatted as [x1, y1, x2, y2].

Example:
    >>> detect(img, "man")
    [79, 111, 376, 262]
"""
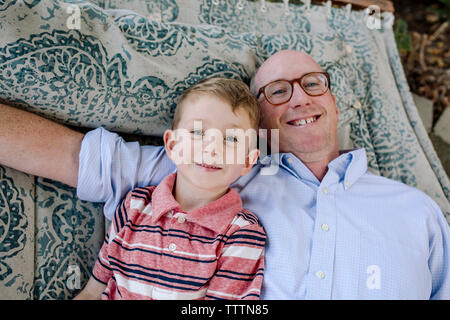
[1, 50, 449, 299]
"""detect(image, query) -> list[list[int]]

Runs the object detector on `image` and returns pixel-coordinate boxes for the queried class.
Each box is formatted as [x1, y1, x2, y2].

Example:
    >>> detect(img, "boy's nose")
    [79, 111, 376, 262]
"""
[202, 132, 223, 163]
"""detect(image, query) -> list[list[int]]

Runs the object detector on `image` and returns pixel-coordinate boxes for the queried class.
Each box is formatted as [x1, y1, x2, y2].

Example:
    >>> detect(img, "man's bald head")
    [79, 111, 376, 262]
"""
[250, 50, 323, 96]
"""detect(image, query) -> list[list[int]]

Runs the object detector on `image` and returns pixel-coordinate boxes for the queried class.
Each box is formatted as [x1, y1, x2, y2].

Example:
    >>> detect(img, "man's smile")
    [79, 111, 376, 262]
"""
[286, 114, 322, 127]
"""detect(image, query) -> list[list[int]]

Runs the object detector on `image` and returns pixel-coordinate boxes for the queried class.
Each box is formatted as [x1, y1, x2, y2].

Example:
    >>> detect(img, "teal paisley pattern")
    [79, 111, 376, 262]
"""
[0, 0, 449, 300]
[33, 178, 104, 299]
[0, 167, 27, 281]
[0, 28, 252, 134]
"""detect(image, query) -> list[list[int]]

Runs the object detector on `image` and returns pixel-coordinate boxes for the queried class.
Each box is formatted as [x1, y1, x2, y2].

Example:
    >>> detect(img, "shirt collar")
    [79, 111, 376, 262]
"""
[151, 173, 243, 233]
[260, 148, 368, 188]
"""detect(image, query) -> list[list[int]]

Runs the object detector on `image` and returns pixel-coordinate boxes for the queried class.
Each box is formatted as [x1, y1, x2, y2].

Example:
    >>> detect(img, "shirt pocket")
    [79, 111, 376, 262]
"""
[357, 235, 431, 299]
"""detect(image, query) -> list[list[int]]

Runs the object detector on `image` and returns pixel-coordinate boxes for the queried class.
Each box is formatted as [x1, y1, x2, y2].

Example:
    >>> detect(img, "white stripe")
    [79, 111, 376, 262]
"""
[114, 274, 207, 299]
[130, 198, 145, 211]
[108, 224, 117, 244]
[221, 246, 263, 260]
[142, 203, 153, 215]
[231, 216, 250, 227]
[207, 288, 260, 299]
[115, 273, 153, 297]
[152, 286, 207, 300]
[116, 236, 217, 259]
[98, 248, 109, 265]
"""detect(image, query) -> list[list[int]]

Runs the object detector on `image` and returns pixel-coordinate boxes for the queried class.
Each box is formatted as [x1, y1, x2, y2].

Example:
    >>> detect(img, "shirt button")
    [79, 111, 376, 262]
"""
[322, 187, 328, 195]
[168, 243, 177, 252]
[321, 224, 330, 232]
[287, 158, 293, 164]
[345, 180, 350, 188]
[177, 216, 186, 224]
[316, 271, 325, 279]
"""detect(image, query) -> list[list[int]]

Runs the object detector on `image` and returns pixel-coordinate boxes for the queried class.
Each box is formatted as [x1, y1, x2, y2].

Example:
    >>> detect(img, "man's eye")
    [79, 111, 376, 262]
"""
[304, 81, 319, 88]
[225, 136, 238, 143]
[271, 89, 287, 96]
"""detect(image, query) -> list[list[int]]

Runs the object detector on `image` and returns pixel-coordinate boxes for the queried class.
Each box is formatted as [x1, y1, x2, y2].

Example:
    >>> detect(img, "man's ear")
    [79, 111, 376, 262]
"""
[241, 148, 260, 176]
[332, 93, 338, 116]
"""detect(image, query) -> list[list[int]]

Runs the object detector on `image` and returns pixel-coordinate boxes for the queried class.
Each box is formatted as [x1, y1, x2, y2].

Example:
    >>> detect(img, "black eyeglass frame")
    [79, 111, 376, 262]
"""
[256, 71, 331, 106]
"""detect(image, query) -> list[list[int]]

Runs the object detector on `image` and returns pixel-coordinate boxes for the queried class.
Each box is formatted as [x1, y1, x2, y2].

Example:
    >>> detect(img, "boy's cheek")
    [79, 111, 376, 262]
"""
[170, 139, 194, 165]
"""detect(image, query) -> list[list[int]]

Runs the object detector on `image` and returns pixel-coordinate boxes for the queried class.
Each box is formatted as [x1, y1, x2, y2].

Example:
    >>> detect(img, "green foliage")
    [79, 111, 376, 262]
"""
[394, 19, 412, 54]
[427, 0, 450, 23]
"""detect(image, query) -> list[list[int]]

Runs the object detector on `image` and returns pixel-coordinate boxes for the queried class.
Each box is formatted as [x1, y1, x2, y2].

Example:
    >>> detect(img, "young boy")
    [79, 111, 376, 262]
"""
[74, 77, 266, 300]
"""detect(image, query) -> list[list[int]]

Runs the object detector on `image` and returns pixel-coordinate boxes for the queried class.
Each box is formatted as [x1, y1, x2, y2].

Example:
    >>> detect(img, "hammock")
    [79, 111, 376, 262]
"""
[0, 0, 448, 299]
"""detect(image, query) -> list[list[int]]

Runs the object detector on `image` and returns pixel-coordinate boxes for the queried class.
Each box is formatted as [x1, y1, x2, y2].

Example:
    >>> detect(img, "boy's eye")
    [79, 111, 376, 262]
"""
[224, 136, 238, 143]
[190, 129, 204, 137]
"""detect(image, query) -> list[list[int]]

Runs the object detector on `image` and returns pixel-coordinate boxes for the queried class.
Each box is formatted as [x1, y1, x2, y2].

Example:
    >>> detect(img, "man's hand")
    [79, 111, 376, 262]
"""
[0, 104, 84, 187]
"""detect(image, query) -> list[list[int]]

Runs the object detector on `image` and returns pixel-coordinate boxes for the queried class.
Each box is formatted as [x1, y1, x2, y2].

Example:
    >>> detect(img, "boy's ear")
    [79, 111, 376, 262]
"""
[241, 149, 260, 176]
[163, 129, 175, 160]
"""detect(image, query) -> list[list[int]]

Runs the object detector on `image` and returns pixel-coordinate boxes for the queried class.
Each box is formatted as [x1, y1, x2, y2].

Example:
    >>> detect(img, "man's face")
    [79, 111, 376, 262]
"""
[254, 51, 339, 159]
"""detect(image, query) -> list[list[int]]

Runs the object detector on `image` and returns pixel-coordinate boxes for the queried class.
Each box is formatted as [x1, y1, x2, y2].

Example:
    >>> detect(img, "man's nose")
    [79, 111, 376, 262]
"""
[288, 81, 312, 108]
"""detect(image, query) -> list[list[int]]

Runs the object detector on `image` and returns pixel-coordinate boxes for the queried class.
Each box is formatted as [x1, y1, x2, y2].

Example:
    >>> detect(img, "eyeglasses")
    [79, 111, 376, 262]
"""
[256, 72, 330, 106]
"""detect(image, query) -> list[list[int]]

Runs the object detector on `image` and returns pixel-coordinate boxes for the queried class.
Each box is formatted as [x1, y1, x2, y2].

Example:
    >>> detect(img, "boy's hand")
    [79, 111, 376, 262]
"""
[73, 277, 107, 300]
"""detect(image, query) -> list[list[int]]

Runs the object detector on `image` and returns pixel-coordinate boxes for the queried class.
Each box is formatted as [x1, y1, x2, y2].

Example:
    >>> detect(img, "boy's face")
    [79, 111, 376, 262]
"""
[164, 94, 259, 194]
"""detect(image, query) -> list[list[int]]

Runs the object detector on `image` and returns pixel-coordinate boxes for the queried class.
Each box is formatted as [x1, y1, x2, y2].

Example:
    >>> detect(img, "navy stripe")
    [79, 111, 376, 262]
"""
[109, 260, 205, 288]
[126, 224, 229, 244]
[205, 295, 225, 300]
[96, 256, 111, 272]
[110, 266, 204, 292]
[206, 292, 260, 299]
[122, 200, 128, 228]
[238, 212, 258, 224]
[213, 273, 264, 282]
[109, 255, 211, 282]
[225, 240, 266, 247]
[130, 223, 227, 241]
[111, 239, 218, 264]
[229, 233, 266, 243]
[92, 273, 108, 285]
[131, 189, 152, 202]
[129, 194, 150, 201]
[216, 268, 264, 277]
[233, 228, 266, 237]
[114, 200, 126, 232]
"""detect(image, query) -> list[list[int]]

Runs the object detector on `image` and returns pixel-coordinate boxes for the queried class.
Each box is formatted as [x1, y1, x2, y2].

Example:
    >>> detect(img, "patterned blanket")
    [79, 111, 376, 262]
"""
[0, 0, 449, 299]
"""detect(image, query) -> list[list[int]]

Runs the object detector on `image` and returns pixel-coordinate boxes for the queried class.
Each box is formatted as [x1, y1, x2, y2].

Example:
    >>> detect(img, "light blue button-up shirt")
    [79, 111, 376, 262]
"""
[78, 128, 450, 299]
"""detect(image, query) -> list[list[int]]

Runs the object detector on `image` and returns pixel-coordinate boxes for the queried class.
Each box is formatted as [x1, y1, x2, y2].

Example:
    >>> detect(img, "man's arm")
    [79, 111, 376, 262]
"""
[0, 103, 83, 187]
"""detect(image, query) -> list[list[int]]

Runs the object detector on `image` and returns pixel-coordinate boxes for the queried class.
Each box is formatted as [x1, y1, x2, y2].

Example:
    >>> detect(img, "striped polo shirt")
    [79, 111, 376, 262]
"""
[92, 173, 266, 300]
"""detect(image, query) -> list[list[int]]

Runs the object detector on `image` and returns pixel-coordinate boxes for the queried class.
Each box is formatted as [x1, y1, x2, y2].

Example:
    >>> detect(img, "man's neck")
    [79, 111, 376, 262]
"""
[292, 149, 340, 182]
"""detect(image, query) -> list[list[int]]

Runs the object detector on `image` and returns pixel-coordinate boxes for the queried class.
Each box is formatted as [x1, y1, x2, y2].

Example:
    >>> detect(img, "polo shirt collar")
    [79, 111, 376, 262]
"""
[151, 173, 243, 233]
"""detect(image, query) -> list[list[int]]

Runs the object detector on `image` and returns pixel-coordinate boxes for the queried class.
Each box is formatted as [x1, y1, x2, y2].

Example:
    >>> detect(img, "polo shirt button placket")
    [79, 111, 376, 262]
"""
[177, 215, 186, 224]
[168, 243, 177, 252]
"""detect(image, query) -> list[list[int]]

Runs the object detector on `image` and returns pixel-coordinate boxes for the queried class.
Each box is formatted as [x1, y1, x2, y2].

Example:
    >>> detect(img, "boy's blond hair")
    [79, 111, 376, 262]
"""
[172, 77, 260, 131]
